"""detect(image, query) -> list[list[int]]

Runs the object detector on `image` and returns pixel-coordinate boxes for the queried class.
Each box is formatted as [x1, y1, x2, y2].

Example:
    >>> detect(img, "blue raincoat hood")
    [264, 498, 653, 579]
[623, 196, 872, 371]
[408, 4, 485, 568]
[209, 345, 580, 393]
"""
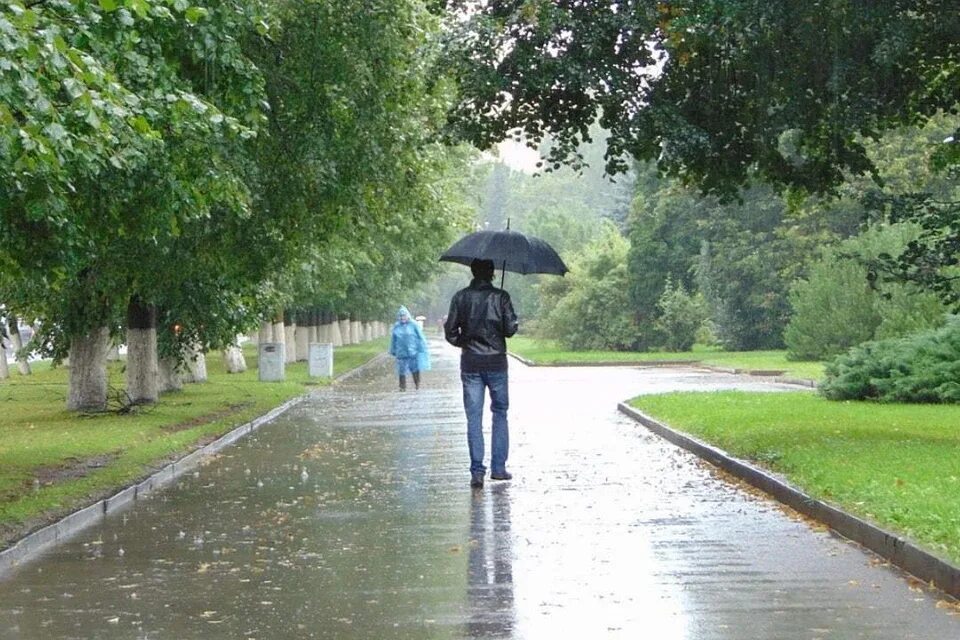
[396, 306, 411, 322]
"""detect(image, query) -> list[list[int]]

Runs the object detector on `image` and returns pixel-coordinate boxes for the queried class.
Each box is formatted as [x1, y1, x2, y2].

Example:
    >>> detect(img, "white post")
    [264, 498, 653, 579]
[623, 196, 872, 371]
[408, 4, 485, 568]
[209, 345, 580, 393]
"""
[258, 343, 285, 381]
[308, 343, 334, 378]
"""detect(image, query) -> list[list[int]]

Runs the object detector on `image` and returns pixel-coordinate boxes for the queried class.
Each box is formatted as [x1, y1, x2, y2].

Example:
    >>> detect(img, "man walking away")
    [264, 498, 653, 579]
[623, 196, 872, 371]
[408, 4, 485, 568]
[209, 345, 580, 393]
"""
[444, 259, 519, 488]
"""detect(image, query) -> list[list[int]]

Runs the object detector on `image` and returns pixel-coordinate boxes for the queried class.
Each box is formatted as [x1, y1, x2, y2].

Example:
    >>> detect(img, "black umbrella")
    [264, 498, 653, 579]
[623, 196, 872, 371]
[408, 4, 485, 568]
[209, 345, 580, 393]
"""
[439, 227, 568, 286]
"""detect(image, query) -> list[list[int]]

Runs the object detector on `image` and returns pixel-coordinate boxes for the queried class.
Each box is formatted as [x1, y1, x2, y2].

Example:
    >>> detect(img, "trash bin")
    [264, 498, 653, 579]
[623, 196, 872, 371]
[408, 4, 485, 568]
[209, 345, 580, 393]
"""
[308, 343, 334, 378]
[258, 343, 285, 381]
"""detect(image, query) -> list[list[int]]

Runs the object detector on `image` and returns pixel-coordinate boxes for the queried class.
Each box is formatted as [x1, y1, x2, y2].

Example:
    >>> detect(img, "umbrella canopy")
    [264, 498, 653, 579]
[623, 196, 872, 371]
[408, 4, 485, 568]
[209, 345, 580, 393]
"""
[439, 229, 568, 276]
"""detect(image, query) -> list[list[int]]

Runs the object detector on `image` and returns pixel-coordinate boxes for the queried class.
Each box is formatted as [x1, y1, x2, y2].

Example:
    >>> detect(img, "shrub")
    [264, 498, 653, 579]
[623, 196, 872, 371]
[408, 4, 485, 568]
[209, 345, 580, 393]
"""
[784, 257, 879, 360]
[785, 223, 947, 361]
[820, 318, 960, 403]
[538, 226, 640, 350]
[655, 280, 708, 351]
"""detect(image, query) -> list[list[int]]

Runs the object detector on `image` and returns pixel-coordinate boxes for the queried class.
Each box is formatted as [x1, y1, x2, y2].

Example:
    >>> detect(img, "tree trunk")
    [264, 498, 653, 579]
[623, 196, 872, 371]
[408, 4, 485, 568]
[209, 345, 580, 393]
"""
[284, 323, 297, 364]
[258, 320, 273, 343]
[295, 323, 310, 362]
[184, 345, 208, 383]
[222, 344, 247, 373]
[351, 320, 362, 343]
[0, 336, 9, 380]
[340, 317, 352, 345]
[272, 310, 285, 352]
[7, 318, 31, 375]
[67, 327, 110, 412]
[315, 318, 327, 344]
[310, 311, 330, 342]
[158, 357, 183, 393]
[125, 298, 159, 405]
[330, 314, 344, 347]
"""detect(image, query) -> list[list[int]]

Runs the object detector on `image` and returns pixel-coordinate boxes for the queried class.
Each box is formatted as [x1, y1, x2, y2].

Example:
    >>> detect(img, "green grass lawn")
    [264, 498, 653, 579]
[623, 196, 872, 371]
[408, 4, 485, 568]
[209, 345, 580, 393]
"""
[0, 339, 388, 544]
[509, 335, 825, 381]
[630, 391, 960, 563]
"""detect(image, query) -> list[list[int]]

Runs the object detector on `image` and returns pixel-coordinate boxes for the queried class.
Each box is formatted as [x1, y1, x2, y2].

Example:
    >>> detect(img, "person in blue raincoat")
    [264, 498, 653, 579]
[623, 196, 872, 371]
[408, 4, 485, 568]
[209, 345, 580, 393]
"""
[390, 306, 430, 391]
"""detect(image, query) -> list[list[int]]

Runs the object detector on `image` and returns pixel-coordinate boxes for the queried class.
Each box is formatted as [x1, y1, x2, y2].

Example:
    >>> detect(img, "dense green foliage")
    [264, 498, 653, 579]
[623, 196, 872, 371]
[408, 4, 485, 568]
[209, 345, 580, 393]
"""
[819, 319, 960, 403]
[2, 0, 266, 357]
[785, 224, 948, 360]
[443, 0, 959, 198]
[1, 0, 472, 408]
[655, 281, 707, 352]
[537, 224, 636, 350]
[440, 1, 958, 367]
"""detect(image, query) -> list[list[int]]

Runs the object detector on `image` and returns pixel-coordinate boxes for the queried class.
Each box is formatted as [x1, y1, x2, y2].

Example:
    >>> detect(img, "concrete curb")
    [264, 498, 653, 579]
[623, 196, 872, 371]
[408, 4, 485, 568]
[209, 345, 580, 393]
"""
[617, 402, 960, 599]
[332, 352, 390, 384]
[0, 350, 388, 577]
[0, 395, 304, 577]
[509, 352, 701, 368]
[507, 352, 535, 366]
[509, 352, 819, 388]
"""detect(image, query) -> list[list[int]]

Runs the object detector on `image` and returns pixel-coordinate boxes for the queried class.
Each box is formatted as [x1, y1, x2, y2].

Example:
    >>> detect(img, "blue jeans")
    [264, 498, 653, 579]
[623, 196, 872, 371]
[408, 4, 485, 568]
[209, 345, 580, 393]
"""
[461, 370, 509, 475]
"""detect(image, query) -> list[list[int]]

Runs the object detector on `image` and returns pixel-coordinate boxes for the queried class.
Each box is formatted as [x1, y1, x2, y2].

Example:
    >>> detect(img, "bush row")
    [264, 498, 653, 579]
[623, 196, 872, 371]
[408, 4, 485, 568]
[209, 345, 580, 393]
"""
[820, 318, 960, 403]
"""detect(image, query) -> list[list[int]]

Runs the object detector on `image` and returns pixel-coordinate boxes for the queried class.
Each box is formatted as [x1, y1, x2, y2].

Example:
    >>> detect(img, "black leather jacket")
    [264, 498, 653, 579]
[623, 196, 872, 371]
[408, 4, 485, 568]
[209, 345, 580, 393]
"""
[444, 278, 519, 371]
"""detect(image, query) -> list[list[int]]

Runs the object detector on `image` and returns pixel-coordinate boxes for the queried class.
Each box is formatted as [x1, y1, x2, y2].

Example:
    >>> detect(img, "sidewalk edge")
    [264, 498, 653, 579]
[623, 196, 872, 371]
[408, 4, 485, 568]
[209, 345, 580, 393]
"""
[508, 353, 818, 386]
[617, 402, 960, 599]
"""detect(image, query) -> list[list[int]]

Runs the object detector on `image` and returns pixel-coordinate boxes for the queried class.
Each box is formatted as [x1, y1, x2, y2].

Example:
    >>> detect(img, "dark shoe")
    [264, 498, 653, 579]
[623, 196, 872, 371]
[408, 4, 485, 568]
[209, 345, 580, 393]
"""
[470, 472, 484, 488]
[490, 471, 512, 481]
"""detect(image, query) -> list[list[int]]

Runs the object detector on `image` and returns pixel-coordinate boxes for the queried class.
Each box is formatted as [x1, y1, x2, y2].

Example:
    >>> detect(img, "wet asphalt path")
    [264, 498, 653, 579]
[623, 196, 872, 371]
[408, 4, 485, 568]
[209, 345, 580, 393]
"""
[1, 337, 958, 639]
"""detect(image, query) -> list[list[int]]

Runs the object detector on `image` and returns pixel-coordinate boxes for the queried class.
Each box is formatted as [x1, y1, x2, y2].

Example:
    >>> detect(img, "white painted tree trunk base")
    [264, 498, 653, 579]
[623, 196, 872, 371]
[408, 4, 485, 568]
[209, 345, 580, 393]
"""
[126, 327, 159, 404]
[184, 347, 207, 383]
[8, 327, 31, 376]
[258, 321, 273, 344]
[295, 327, 310, 362]
[0, 344, 9, 380]
[284, 325, 297, 363]
[330, 321, 343, 347]
[159, 358, 183, 393]
[223, 345, 247, 373]
[67, 327, 110, 412]
[272, 321, 285, 350]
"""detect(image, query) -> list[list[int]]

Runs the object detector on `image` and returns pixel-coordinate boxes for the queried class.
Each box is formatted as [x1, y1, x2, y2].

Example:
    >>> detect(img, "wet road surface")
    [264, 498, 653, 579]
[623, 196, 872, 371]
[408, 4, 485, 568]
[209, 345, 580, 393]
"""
[1, 337, 958, 638]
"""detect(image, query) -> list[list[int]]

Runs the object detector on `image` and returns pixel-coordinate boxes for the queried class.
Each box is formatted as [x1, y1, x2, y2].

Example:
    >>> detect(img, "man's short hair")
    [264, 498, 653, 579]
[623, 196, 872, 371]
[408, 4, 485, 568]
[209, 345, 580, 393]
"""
[470, 258, 495, 281]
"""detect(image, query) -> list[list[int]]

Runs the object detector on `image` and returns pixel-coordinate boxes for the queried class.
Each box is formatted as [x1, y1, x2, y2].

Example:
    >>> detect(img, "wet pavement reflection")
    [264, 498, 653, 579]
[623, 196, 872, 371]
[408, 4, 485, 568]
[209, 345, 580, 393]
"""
[1, 337, 958, 639]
